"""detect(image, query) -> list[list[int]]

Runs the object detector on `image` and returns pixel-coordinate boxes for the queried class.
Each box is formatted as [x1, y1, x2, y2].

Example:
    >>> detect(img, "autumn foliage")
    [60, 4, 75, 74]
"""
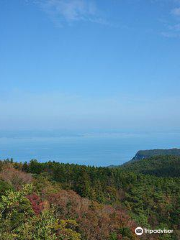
[0, 159, 180, 239]
[0, 163, 32, 190]
[0, 163, 138, 240]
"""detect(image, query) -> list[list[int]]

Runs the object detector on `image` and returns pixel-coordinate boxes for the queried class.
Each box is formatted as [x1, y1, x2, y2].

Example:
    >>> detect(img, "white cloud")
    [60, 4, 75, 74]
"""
[161, 31, 178, 38]
[171, 7, 180, 16]
[170, 23, 180, 31]
[33, 0, 107, 26]
[160, 4, 180, 38]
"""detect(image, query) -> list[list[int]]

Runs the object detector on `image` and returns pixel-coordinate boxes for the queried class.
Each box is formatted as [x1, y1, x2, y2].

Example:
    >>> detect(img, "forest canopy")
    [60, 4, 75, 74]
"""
[0, 156, 179, 240]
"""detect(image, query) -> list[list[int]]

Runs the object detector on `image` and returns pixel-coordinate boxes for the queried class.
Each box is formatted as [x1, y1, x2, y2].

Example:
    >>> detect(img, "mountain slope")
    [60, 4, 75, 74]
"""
[121, 155, 180, 177]
[0, 162, 137, 240]
[1, 159, 180, 239]
[131, 148, 180, 161]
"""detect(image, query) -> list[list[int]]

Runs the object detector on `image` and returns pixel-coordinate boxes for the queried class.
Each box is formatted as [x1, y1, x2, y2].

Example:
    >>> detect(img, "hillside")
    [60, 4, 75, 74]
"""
[121, 155, 180, 177]
[0, 159, 180, 239]
[131, 148, 180, 161]
[0, 161, 137, 240]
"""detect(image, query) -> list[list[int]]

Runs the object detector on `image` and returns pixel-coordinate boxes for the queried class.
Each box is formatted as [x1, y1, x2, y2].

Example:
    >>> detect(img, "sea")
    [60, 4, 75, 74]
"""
[0, 131, 180, 166]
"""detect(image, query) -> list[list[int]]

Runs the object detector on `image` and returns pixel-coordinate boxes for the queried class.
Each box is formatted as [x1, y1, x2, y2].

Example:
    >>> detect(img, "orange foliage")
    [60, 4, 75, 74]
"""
[0, 164, 33, 190]
[46, 190, 137, 240]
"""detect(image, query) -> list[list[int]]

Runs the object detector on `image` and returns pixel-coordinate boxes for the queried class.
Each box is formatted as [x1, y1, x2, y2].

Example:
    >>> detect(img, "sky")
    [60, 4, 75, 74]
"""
[0, 0, 180, 132]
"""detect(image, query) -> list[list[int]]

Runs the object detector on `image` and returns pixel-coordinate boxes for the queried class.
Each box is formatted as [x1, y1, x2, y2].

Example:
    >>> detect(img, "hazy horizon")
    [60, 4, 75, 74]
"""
[0, 130, 180, 166]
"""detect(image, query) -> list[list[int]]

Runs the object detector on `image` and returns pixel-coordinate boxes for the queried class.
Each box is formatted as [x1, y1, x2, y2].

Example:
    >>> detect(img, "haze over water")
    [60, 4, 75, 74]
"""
[0, 131, 180, 166]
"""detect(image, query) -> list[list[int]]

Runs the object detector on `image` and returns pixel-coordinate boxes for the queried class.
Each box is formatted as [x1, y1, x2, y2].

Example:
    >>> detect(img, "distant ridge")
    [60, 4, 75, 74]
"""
[119, 148, 180, 177]
[131, 148, 180, 162]
[108, 148, 180, 168]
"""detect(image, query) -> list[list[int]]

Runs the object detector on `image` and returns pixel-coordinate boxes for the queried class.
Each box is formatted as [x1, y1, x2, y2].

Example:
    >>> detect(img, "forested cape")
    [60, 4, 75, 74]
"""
[0, 156, 180, 240]
[121, 155, 180, 177]
[131, 149, 180, 161]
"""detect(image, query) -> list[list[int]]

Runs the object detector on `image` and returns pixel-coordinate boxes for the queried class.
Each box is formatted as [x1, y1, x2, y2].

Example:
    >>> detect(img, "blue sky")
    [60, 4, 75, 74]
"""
[0, 0, 180, 132]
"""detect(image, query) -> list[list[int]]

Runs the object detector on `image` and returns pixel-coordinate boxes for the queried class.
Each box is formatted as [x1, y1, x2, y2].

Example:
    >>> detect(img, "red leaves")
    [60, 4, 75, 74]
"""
[46, 190, 137, 239]
[27, 193, 44, 215]
[0, 164, 33, 190]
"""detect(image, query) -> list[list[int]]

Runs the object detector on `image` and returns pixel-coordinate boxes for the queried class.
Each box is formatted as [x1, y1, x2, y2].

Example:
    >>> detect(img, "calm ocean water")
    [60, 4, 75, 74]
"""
[0, 132, 180, 166]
